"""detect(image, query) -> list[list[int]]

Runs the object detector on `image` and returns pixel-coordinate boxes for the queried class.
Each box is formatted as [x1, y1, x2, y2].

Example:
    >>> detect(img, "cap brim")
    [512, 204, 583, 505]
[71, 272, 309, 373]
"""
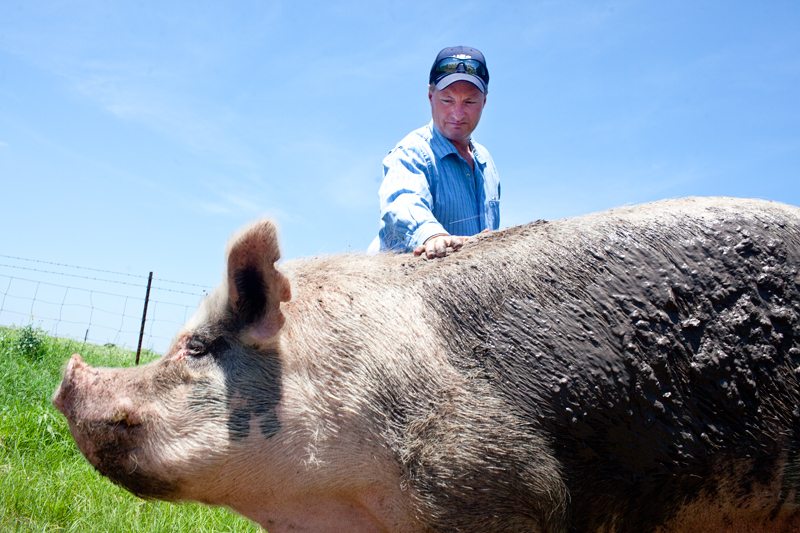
[434, 73, 486, 93]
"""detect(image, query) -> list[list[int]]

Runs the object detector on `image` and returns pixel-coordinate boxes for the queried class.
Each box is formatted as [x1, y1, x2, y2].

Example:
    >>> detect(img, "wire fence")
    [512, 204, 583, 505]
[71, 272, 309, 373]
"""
[0, 254, 212, 355]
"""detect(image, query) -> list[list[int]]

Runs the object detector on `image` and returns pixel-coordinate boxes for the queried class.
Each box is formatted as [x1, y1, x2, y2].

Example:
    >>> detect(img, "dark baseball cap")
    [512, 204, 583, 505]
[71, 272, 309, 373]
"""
[429, 46, 489, 93]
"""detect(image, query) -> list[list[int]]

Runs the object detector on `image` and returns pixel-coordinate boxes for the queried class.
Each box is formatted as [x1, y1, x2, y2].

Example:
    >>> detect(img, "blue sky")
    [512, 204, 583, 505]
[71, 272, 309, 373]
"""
[1, 1, 799, 352]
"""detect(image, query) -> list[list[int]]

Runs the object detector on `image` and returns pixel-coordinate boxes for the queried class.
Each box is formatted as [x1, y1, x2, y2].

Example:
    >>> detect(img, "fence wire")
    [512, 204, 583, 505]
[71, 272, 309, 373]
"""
[0, 255, 211, 355]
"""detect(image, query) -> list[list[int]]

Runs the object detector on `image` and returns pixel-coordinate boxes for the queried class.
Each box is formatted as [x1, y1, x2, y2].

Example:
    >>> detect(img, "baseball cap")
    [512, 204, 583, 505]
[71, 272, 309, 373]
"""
[429, 46, 489, 93]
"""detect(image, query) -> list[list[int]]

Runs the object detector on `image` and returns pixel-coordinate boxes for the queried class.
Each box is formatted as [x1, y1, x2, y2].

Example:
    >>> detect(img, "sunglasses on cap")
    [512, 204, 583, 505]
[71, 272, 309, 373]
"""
[430, 56, 489, 85]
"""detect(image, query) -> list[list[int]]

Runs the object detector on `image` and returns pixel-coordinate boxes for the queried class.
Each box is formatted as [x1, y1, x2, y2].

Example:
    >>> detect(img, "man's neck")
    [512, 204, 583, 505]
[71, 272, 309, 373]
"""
[453, 139, 474, 169]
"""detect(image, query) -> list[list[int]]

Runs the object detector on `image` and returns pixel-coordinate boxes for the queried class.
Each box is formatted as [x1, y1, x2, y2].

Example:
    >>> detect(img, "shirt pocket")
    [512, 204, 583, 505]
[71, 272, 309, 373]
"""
[487, 199, 500, 229]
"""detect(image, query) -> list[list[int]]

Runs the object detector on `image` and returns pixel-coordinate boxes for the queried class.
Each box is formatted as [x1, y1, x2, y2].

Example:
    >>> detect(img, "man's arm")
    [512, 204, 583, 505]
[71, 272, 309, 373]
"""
[378, 146, 448, 252]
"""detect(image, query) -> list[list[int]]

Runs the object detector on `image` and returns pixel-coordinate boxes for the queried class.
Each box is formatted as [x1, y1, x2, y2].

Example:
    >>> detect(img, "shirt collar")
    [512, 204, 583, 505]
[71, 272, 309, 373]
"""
[429, 121, 486, 166]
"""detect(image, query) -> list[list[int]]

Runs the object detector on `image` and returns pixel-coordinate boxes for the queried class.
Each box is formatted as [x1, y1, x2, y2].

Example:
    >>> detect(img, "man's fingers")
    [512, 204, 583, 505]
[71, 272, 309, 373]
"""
[416, 235, 469, 259]
[435, 238, 448, 257]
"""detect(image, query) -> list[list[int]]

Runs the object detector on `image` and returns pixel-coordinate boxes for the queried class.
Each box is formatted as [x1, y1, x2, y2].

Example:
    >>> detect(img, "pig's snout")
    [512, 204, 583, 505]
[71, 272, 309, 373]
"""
[53, 353, 88, 416]
[53, 353, 143, 434]
[53, 355, 182, 500]
[53, 354, 142, 453]
[52, 353, 173, 498]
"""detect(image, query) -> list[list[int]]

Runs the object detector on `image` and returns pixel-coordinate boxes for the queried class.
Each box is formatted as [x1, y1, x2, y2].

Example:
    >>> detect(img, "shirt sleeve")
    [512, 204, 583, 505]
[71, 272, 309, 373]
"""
[378, 145, 447, 252]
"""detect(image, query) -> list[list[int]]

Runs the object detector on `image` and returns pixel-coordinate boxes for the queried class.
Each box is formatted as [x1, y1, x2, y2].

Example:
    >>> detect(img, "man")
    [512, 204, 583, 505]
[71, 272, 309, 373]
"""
[373, 45, 500, 259]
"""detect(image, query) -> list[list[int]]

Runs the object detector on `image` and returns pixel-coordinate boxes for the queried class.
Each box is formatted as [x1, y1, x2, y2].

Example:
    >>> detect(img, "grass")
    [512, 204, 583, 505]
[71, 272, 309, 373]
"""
[0, 325, 262, 532]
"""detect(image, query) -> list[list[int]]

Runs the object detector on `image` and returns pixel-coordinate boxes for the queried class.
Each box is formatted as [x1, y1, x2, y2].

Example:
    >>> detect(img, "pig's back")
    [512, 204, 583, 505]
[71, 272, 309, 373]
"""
[429, 196, 800, 531]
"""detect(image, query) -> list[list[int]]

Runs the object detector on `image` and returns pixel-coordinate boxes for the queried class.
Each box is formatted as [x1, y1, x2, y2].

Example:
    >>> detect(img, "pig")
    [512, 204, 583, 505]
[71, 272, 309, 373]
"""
[54, 196, 800, 532]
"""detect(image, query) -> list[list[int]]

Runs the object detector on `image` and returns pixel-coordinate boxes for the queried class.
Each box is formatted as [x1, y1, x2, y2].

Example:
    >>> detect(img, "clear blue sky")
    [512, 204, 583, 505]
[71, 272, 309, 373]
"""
[1, 2, 799, 351]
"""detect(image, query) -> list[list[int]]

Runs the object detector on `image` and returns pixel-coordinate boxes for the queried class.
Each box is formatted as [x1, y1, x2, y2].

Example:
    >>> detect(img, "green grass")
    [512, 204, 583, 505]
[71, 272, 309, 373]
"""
[0, 325, 262, 532]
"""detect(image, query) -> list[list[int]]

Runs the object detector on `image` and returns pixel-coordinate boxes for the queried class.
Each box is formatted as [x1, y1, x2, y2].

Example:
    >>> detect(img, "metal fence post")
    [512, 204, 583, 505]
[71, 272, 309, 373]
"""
[135, 272, 153, 365]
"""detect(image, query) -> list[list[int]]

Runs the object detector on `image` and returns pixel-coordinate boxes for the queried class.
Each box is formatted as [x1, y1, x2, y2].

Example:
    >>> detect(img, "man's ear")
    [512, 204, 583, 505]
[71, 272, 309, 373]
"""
[225, 220, 292, 346]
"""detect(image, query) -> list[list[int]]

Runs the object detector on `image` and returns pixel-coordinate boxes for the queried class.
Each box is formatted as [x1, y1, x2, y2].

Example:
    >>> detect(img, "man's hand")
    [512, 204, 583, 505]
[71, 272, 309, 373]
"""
[413, 234, 469, 259]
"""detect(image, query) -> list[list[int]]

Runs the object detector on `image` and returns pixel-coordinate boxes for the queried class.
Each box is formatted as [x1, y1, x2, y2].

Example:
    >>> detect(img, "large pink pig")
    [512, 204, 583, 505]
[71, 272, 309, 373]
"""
[55, 197, 800, 532]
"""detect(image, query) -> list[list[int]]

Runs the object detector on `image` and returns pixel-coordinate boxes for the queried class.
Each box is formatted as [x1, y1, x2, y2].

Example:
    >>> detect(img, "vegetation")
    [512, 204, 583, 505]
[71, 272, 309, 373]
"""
[0, 325, 261, 532]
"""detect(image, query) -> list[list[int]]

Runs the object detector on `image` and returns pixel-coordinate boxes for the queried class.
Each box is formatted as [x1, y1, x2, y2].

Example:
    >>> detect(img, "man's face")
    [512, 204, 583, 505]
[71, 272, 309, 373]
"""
[429, 81, 487, 146]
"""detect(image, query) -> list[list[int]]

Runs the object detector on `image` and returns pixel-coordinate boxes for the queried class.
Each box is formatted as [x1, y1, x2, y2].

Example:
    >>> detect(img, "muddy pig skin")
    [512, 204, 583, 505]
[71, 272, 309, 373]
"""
[53, 197, 800, 532]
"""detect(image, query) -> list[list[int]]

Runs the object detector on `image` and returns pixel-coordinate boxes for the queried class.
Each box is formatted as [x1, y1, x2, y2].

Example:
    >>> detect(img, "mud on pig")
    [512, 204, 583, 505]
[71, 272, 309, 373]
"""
[54, 196, 800, 532]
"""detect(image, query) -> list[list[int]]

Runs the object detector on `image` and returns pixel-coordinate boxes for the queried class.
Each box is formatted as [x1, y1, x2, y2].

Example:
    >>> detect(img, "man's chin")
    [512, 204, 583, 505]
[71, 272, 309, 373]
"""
[443, 127, 471, 143]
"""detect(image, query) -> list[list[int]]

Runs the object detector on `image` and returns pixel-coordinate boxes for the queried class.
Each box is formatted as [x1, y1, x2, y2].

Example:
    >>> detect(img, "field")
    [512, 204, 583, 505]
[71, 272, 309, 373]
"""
[0, 325, 261, 532]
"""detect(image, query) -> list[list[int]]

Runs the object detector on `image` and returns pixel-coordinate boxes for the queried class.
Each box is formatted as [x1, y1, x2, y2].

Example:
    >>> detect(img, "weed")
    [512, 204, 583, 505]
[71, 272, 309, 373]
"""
[8, 324, 47, 361]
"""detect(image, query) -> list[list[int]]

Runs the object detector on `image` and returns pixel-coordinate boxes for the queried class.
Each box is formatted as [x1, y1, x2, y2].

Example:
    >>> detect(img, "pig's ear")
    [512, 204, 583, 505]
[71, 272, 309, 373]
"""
[225, 220, 292, 345]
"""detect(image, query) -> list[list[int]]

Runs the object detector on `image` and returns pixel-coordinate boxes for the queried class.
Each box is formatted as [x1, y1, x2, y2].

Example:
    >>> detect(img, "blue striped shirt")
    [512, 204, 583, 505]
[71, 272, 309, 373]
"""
[375, 121, 500, 253]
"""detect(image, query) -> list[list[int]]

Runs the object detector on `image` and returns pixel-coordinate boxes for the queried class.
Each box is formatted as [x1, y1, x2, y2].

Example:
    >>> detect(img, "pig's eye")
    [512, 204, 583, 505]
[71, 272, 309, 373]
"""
[184, 336, 230, 358]
[185, 337, 209, 357]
